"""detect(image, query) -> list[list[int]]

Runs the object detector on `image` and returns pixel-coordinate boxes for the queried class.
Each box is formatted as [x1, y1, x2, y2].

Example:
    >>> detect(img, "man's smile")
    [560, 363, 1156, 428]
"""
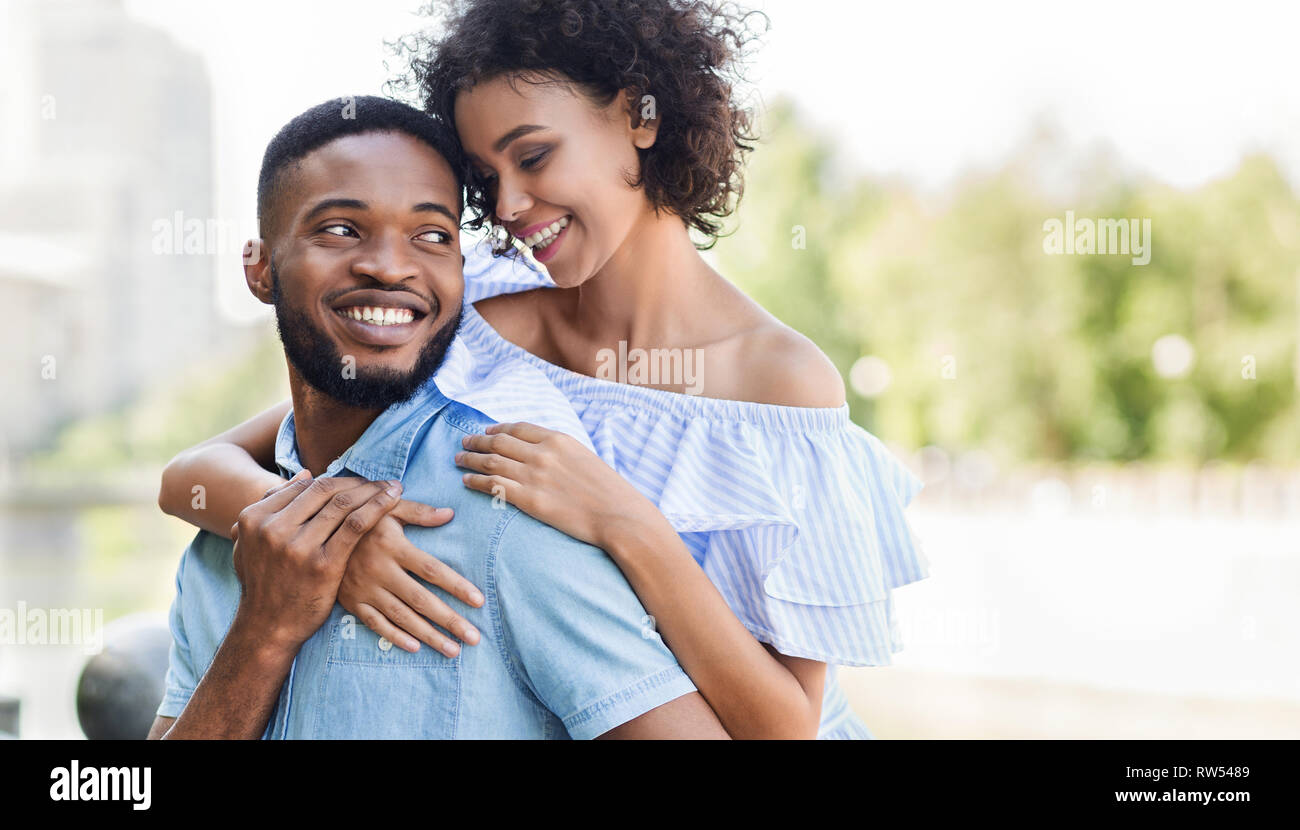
[326, 288, 434, 348]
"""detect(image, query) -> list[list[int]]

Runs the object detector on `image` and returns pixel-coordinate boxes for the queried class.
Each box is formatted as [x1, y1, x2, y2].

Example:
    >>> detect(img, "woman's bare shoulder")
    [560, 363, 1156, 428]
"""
[724, 321, 847, 408]
[471, 288, 564, 353]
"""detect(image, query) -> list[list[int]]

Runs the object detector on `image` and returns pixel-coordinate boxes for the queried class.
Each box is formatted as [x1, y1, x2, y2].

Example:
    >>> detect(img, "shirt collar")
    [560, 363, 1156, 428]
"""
[274, 377, 453, 481]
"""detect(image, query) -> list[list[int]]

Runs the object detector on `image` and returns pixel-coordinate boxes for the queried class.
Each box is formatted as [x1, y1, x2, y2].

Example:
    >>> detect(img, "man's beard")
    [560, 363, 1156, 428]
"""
[270, 261, 462, 409]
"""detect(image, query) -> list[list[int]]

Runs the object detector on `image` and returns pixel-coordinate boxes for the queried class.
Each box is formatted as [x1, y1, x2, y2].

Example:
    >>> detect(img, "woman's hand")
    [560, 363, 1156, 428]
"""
[336, 498, 485, 657]
[455, 422, 662, 550]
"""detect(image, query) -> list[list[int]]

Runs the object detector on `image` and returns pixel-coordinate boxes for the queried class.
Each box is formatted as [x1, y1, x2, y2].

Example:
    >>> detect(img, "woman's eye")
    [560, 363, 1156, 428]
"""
[520, 150, 548, 171]
[417, 229, 451, 244]
[321, 224, 356, 237]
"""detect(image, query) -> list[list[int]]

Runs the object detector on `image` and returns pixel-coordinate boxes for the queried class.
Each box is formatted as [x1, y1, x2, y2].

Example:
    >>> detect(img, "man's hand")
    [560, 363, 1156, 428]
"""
[229, 469, 406, 653]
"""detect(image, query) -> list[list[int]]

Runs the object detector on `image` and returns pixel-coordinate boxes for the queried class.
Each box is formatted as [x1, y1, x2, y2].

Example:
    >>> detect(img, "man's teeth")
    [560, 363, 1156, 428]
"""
[525, 216, 569, 249]
[340, 306, 416, 326]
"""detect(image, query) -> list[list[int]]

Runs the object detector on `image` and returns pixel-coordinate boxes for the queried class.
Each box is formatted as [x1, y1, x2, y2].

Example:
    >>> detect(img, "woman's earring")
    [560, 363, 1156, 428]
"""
[490, 223, 511, 255]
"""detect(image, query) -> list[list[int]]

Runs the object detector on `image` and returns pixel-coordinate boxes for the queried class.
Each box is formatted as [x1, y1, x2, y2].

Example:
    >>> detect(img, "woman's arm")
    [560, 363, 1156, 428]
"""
[158, 401, 292, 538]
[158, 400, 486, 655]
[458, 422, 827, 739]
[604, 512, 826, 738]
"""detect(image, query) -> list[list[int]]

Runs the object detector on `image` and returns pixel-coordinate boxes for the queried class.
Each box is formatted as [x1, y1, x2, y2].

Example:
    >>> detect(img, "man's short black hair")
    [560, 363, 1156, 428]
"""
[256, 95, 464, 242]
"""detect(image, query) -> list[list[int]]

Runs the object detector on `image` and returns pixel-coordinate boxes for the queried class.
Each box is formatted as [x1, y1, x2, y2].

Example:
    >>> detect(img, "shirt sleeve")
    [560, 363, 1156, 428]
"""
[156, 543, 198, 719]
[490, 510, 698, 739]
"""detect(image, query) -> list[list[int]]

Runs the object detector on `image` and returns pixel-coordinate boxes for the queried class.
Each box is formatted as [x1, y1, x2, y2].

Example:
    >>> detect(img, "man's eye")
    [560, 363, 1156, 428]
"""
[417, 229, 451, 244]
[321, 224, 357, 237]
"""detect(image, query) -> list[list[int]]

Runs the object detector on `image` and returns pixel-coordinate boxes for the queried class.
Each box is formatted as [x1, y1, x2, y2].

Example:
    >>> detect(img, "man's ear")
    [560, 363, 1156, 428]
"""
[624, 89, 660, 150]
[243, 238, 274, 305]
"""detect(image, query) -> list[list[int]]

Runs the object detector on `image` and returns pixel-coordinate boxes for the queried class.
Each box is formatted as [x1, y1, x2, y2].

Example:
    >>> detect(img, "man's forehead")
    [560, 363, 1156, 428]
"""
[291, 132, 457, 209]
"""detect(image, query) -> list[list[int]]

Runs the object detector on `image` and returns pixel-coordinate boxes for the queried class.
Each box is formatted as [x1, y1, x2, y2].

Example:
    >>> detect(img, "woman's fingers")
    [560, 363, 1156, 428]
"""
[455, 448, 528, 483]
[460, 431, 536, 461]
[393, 572, 481, 646]
[350, 602, 421, 654]
[400, 546, 485, 609]
[483, 421, 551, 443]
[373, 588, 465, 657]
[460, 472, 521, 504]
[389, 498, 454, 527]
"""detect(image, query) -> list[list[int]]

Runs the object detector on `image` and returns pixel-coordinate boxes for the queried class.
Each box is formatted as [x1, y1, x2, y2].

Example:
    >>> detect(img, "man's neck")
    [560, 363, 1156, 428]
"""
[285, 363, 385, 476]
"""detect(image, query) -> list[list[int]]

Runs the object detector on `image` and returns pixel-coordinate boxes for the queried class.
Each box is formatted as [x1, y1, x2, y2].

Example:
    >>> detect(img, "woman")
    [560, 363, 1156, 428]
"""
[160, 0, 928, 739]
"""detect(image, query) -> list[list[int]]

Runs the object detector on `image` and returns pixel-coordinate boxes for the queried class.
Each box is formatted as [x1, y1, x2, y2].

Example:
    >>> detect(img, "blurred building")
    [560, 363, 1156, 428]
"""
[0, 0, 234, 462]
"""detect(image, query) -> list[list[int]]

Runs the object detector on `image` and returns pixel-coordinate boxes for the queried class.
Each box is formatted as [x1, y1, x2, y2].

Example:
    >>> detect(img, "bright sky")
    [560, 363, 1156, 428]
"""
[123, 0, 1300, 322]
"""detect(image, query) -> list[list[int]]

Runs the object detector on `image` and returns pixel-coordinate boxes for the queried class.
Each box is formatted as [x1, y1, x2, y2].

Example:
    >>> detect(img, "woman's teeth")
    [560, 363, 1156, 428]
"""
[339, 306, 416, 326]
[525, 216, 569, 250]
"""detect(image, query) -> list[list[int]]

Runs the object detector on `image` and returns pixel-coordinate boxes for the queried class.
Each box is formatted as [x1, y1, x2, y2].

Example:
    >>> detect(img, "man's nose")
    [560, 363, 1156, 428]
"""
[352, 231, 418, 283]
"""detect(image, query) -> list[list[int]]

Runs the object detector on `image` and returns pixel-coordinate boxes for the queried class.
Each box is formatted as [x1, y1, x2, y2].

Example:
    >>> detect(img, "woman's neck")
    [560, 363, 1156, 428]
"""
[568, 207, 715, 349]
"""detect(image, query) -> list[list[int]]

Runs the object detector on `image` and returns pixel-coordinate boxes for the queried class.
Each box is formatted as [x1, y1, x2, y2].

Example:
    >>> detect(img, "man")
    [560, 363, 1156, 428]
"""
[146, 96, 726, 739]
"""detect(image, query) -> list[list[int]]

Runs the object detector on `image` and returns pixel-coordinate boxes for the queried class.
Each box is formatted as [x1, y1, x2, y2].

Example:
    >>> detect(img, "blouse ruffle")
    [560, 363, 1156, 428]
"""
[435, 246, 930, 667]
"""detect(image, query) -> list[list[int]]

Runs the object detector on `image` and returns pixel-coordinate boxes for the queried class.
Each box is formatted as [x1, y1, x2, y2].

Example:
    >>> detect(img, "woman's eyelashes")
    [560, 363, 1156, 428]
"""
[519, 148, 550, 171]
[472, 147, 550, 182]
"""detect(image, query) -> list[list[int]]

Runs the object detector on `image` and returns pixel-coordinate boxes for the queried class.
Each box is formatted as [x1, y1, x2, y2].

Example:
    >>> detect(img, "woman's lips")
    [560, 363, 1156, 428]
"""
[531, 220, 569, 264]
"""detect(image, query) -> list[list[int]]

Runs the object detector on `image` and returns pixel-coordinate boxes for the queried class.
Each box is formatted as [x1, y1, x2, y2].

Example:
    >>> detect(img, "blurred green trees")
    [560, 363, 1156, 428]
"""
[715, 98, 1299, 465]
[29, 98, 1300, 472]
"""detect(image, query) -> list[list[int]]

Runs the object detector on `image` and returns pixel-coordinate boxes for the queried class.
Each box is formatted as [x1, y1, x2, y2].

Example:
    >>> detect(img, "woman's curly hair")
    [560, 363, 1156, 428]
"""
[395, 0, 769, 250]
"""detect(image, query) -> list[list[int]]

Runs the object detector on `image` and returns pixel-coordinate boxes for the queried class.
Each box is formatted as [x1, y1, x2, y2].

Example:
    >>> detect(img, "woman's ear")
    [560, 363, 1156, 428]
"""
[625, 89, 660, 150]
[243, 238, 274, 305]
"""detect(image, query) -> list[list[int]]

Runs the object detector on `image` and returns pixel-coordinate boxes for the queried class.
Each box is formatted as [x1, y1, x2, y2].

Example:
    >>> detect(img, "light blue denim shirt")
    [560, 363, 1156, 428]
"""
[157, 379, 698, 739]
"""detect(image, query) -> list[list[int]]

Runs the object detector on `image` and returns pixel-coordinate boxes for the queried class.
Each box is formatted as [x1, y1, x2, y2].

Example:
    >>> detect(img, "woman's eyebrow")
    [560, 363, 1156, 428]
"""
[493, 124, 547, 153]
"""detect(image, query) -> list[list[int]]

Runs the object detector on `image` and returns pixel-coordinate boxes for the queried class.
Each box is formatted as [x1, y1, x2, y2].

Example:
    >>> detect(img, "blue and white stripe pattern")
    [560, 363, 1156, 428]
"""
[432, 240, 931, 739]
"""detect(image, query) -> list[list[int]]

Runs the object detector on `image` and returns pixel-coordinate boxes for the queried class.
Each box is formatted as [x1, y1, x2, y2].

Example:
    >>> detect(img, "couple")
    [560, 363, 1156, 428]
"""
[149, 0, 928, 740]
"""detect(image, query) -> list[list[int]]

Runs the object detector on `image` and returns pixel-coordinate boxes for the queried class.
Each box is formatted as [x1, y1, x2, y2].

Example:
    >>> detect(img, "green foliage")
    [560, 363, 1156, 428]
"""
[715, 98, 1299, 464]
[30, 331, 289, 474]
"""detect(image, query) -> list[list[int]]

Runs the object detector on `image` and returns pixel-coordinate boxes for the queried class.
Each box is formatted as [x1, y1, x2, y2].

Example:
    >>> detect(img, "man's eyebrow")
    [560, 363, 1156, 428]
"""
[302, 198, 367, 223]
[413, 202, 460, 224]
[493, 124, 547, 153]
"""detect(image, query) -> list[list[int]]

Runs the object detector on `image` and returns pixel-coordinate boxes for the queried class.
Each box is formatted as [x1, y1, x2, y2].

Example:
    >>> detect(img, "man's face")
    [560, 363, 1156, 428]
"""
[250, 131, 464, 409]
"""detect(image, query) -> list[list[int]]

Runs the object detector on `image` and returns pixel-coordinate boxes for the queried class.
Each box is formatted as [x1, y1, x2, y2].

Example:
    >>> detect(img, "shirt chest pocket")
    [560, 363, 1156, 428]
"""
[309, 615, 460, 739]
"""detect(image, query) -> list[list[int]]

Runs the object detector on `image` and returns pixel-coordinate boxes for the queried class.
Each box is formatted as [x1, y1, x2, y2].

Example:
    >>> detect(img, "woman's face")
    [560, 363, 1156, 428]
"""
[454, 74, 656, 288]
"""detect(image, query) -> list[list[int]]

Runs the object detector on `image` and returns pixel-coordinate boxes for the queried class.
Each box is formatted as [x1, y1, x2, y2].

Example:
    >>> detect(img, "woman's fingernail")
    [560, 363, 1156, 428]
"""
[443, 642, 460, 657]
[469, 589, 484, 605]
[462, 436, 470, 447]
[455, 452, 465, 464]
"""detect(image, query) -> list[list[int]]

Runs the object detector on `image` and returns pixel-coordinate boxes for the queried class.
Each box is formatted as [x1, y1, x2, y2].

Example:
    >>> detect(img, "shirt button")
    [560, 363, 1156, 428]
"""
[377, 637, 393, 652]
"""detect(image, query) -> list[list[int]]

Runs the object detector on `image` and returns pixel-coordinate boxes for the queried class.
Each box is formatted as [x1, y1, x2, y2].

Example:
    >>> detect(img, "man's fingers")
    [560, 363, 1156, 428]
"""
[276, 475, 379, 529]
[252, 468, 312, 511]
[310, 480, 402, 556]
[260, 470, 305, 501]
[389, 498, 455, 528]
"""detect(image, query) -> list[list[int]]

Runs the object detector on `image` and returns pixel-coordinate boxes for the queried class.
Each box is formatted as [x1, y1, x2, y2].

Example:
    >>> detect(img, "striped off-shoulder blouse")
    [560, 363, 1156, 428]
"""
[431, 240, 931, 739]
